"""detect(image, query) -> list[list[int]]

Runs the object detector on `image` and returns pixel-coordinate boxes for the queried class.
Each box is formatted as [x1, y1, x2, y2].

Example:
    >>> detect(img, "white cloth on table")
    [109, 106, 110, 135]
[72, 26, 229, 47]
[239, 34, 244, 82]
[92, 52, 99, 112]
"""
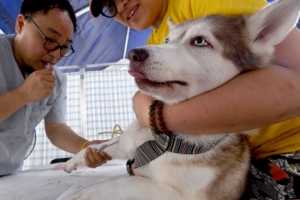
[0, 160, 127, 200]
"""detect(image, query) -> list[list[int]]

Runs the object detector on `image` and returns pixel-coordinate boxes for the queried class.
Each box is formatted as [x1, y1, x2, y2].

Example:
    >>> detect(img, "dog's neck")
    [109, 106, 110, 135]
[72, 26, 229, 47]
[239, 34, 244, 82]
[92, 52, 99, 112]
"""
[134, 133, 228, 168]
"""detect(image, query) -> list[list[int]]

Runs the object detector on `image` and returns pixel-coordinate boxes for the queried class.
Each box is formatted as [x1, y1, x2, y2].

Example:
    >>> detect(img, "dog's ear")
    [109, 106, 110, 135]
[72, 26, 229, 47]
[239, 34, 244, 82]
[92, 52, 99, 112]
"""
[167, 18, 176, 30]
[247, 0, 300, 46]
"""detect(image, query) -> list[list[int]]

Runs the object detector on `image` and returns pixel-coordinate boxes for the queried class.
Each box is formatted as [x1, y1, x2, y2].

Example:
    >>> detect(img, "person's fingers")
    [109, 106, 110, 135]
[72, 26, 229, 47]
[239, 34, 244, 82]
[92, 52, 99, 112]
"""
[89, 148, 102, 167]
[90, 148, 108, 165]
[48, 82, 56, 89]
[46, 75, 56, 82]
[84, 148, 97, 168]
[100, 151, 112, 161]
[84, 148, 110, 168]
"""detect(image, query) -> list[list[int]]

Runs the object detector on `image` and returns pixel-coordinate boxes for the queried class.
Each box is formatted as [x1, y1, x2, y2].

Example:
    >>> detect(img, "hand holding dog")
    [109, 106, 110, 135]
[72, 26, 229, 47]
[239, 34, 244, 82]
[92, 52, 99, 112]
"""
[132, 91, 153, 128]
[84, 140, 112, 168]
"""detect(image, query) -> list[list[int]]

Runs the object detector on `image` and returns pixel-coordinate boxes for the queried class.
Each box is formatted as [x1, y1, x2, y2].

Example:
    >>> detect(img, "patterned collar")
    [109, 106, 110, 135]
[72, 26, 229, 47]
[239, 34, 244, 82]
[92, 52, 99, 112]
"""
[134, 133, 228, 168]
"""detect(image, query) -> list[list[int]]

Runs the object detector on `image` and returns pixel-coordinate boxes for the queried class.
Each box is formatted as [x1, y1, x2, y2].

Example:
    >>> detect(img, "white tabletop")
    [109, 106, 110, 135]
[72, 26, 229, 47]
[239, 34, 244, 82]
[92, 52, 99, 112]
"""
[0, 160, 127, 200]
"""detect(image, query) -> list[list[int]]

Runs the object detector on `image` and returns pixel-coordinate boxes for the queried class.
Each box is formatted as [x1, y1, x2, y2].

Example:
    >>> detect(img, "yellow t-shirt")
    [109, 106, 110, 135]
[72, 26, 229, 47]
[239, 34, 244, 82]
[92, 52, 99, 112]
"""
[147, 0, 268, 45]
[250, 118, 300, 158]
[146, 0, 300, 158]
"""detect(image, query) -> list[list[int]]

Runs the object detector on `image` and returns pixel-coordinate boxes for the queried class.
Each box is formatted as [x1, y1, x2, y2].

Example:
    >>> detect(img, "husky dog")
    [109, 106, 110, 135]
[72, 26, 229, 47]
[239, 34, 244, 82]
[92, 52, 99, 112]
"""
[64, 1, 300, 199]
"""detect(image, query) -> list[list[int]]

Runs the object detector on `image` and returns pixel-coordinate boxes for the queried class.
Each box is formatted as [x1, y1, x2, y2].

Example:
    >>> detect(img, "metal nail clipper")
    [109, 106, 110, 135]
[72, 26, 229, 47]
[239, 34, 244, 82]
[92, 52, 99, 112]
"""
[96, 141, 118, 153]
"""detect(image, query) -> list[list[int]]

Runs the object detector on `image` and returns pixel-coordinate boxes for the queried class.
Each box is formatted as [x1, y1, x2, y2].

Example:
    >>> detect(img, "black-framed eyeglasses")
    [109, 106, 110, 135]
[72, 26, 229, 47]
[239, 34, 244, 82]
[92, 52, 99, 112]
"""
[25, 15, 74, 57]
[101, 0, 117, 18]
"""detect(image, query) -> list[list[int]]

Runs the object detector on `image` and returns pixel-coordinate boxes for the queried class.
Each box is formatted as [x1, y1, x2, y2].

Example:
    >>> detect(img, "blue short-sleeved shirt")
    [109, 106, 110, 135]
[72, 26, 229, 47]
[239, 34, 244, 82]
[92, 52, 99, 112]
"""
[0, 34, 67, 175]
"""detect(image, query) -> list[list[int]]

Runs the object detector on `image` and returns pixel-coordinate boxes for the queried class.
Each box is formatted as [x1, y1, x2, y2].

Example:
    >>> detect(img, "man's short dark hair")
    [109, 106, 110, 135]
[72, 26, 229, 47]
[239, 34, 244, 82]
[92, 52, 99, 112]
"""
[20, 0, 77, 32]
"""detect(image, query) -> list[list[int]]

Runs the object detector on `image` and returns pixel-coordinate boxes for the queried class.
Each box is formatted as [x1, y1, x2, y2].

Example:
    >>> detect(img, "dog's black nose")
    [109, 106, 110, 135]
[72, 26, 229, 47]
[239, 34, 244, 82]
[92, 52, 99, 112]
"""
[128, 48, 149, 63]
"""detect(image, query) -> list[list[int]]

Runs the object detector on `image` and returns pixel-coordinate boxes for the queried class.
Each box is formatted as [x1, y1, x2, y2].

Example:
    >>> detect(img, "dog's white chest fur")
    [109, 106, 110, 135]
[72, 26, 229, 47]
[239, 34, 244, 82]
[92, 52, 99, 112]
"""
[63, 1, 300, 199]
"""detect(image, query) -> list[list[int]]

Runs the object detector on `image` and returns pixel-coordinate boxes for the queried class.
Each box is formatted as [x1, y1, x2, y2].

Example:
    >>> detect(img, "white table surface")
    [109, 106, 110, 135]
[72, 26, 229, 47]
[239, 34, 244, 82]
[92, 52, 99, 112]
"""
[0, 160, 127, 200]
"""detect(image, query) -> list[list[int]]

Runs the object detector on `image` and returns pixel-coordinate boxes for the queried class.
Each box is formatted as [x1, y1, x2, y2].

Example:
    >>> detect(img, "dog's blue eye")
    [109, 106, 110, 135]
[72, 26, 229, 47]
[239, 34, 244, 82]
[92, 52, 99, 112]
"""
[194, 37, 208, 46]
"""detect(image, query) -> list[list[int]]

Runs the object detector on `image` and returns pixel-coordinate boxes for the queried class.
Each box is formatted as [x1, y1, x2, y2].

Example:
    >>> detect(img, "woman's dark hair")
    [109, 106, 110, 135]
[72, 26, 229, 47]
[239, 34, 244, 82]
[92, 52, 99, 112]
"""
[20, 0, 77, 32]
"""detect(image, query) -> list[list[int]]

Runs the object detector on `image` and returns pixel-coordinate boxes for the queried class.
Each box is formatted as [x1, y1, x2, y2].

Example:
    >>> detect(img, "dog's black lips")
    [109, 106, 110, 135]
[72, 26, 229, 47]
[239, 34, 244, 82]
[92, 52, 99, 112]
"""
[137, 78, 187, 87]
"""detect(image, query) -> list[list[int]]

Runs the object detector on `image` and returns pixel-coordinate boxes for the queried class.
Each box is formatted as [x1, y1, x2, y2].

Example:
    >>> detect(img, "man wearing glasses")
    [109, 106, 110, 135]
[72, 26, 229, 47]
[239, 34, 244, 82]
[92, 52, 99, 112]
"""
[0, 0, 110, 176]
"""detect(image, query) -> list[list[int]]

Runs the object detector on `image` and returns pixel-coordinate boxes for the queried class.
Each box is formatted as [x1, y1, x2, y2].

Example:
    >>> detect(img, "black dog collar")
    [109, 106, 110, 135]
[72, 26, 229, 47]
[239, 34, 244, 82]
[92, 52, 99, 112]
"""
[126, 158, 135, 176]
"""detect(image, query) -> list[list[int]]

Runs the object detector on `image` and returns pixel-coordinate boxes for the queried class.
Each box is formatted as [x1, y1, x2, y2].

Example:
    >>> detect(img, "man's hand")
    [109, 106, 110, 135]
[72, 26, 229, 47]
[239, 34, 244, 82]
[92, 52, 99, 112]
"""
[19, 67, 56, 103]
[63, 140, 113, 172]
[84, 140, 112, 168]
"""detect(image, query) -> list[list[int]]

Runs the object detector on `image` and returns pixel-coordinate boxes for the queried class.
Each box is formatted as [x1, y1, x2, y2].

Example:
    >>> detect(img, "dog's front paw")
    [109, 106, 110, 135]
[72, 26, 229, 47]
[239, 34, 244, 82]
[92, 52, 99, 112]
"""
[63, 150, 86, 173]
[63, 157, 78, 173]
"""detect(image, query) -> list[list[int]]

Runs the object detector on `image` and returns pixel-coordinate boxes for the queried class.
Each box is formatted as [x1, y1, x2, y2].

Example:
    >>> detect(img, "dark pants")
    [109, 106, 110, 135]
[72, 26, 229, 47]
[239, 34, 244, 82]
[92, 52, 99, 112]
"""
[241, 151, 300, 200]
